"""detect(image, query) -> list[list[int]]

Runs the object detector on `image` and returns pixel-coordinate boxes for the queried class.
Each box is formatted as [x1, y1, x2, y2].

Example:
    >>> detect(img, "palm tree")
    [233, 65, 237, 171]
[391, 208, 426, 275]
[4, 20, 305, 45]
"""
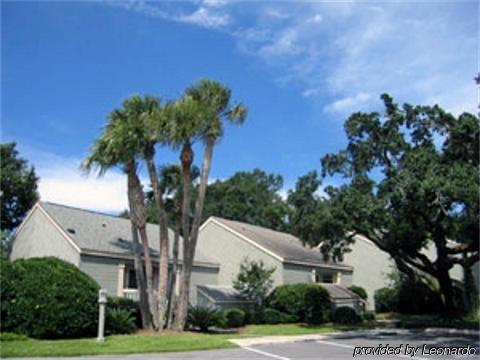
[158, 164, 200, 328]
[122, 95, 171, 329]
[170, 79, 247, 330]
[82, 112, 154, 329]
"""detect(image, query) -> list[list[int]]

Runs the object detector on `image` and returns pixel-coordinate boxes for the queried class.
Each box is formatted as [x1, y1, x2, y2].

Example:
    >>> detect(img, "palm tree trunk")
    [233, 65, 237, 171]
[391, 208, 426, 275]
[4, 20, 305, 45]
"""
[174, 139, 214, 331]
[138, 225, 159, 329]
[126, 164, 159, 329]
[166, 216, 181, 328]
[126, 165, 153, 329]
[173, 142, 194, 331]
[130, 222, 152, 329]
[146, 158, 170, 329]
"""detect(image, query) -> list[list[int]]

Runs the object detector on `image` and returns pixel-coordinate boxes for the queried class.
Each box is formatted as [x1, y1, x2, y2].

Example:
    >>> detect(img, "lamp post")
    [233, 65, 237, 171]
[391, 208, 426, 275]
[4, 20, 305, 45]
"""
[97, 289, 107, 342]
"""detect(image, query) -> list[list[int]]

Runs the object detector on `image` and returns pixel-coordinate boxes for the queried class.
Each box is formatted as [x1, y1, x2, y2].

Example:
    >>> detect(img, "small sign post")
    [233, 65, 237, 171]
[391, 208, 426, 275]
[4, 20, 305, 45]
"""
[97, 289, 107, 342]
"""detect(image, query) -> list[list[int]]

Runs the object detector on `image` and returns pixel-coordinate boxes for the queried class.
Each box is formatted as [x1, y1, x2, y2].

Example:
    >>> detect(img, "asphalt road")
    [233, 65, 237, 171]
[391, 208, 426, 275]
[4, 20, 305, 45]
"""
[9, 331, 480, 360]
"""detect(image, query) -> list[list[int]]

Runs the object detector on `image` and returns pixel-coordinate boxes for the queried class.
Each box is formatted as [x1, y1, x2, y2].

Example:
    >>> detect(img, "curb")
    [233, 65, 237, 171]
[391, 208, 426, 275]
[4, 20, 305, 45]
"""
[229, 334, 329, 347]
[424, 327, 479, 337]
[229, 328, 479, 347]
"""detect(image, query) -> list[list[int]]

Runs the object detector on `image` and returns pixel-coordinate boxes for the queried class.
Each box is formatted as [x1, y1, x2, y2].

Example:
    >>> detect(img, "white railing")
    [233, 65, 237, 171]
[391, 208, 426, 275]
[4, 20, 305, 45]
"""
[122, 288, 139, 301]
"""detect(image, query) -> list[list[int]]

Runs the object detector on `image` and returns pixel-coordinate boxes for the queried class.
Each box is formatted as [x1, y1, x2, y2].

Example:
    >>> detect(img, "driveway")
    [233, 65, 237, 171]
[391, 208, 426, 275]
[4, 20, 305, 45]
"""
[9, 330, 480, 360]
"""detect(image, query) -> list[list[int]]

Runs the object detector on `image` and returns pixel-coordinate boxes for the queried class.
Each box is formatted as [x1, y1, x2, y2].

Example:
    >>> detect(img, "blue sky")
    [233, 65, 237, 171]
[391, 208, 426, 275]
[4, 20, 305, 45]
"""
[2, 0, 478, 212]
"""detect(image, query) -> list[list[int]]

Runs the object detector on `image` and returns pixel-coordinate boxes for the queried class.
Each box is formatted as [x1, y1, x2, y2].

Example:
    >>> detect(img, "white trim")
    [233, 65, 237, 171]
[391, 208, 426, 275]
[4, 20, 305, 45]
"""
[117, 263, 125, 296]
[208, 218, 284, 262]
[36, 203, 82, 253]
[285, 259, 353, 272]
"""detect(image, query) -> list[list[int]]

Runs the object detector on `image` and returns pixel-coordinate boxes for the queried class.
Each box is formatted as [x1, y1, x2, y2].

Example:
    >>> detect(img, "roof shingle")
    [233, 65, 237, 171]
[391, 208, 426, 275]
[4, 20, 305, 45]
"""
[40, 202, 217, 266]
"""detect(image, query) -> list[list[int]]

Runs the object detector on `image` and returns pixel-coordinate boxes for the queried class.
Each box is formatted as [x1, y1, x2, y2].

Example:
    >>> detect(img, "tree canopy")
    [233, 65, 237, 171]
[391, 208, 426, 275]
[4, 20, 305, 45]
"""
[310, 94, 479, 312]
[202, 169, 289, 231]
[0, 143, 39, 232]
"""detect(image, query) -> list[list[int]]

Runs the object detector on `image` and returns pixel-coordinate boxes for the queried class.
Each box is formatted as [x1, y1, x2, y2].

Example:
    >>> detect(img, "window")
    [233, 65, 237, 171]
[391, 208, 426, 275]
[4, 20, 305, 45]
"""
[314, 271, 336, 284]
[322, 274, 334, 283]
[124, 268, 138, 289]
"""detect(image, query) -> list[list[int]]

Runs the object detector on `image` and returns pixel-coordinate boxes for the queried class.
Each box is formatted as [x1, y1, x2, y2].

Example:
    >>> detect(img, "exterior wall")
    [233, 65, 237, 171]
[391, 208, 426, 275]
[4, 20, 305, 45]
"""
[283, 263, 312, 284]
[189, 265, 219, 305]
[79, 254, 120, 295]
[342, 237, 393, 311]
[10, 207, 80, 266]
[198, 221, 284, 287]
[283, 263, 353, 287]
[342, 236, 473, 310]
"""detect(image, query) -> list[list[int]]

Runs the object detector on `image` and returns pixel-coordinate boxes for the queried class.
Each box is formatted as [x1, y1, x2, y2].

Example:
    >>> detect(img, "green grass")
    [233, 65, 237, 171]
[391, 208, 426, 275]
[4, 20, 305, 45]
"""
[0, 333, 237, 358]
[240, 323, 375, 336]
[0, 322, 379, 358]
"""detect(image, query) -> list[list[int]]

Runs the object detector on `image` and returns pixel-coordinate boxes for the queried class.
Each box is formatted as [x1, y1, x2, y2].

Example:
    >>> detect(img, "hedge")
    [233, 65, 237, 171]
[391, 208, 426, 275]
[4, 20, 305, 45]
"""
[0, 257, 99, 339]
[268, 283, 331, 324]
[223, 308, 245, 328]
[333, 306, 362, 324]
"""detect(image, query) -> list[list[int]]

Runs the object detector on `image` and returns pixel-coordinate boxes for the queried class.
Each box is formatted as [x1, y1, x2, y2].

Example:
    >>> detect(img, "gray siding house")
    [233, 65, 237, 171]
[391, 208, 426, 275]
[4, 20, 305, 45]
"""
[197, 217, 364, 310]
[10, 202, 219, 305]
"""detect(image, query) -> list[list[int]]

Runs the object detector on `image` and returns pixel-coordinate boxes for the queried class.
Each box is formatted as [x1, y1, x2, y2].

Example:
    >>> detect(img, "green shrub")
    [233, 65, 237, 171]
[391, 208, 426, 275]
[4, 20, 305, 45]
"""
[0, 332, 29, 342]
[394, 278, 443, 315]
[348, 286, 368, 301]
[108, 296, 140, 328]
[224, 308, 245, 328]
[333, 306, 362, 324]
[267, 283, 309, 321]
[374, 287, 396, 312]
[264, 308, 295, 324]
[362, 311, 376, 321]
[106, 308, 135, 334]
[187, 306, 224, 332]
[244, 308, 265, 324]
[0, 257, 99, 339]
[304, 285, 331, 324]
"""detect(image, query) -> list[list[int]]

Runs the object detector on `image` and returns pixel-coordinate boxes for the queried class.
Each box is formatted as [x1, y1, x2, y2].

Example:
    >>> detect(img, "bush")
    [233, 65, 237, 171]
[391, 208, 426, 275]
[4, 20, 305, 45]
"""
[333, 306, 362, 324]
[362, 311, 376, 321]
[108, 296, 141, 328]
[187, 306, 224, 332]
[0, 332, 29, 342]
[0, 257, 99, 339]
[267, 284, 308, 321]
[264, 308, 295, 324]
[106, 308, 135, 334]
[244, 308, 265, 324]
[395, 278, 443, 315]
[348, 286, 368, 301]
[374, 287, 396, 312]
[304, 285, 331, 325]
[375, 277, 443, 315]
[224, 308, 245, 328]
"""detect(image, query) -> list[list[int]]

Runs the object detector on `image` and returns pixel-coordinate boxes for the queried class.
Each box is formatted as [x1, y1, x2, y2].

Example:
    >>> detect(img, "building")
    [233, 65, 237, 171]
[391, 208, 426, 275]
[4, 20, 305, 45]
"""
[197, 216, 364, 311]
[10, 202, 219, 305]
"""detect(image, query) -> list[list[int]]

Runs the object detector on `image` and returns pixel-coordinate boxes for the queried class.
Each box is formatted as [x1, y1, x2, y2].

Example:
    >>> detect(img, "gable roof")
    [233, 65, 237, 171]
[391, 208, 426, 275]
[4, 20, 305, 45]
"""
[197, 285, 253, 304]
[206, 217, 352, 271]
[322, 284, 362, 301]
[35, 202, 218, 267]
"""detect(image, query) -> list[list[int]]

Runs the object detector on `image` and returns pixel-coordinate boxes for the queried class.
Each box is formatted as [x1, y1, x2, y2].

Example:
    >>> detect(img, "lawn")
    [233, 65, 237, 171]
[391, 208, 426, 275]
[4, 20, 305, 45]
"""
[0, 332, 237, 358]
[0, 323, 375, 358]
[239, 323, 375, 336]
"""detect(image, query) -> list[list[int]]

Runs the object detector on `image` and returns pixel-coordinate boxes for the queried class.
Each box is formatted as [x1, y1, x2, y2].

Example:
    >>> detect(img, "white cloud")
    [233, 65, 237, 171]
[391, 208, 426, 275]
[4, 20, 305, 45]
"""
[202, 0, 226, 8]
[302, 88, 320, 98]
[178, 7, 229, 28]
[323, 92, 373, 115]
[104, 1, 477, 116]
[20, 146, 133, 213]
[306, 14, 323, 23]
